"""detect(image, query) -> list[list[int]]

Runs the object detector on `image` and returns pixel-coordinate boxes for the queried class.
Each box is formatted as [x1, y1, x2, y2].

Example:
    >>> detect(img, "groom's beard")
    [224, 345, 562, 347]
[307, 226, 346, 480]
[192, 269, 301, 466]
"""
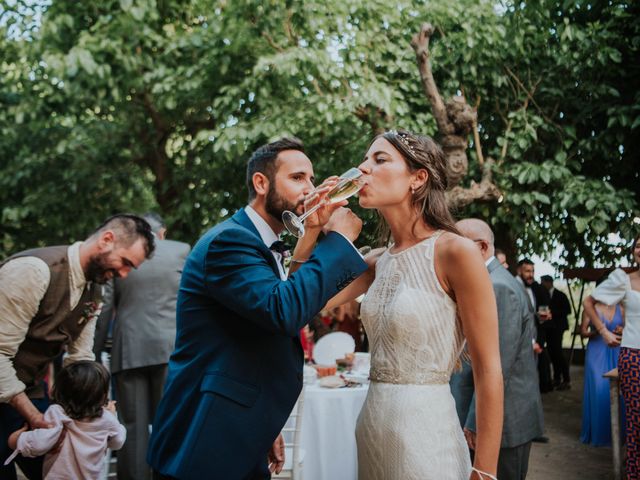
[265, 187, 304, 223]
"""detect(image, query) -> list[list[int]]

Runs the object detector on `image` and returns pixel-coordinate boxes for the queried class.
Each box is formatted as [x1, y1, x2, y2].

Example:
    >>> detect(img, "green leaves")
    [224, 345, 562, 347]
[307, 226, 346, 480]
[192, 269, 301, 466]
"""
[0, 0, 637, 266]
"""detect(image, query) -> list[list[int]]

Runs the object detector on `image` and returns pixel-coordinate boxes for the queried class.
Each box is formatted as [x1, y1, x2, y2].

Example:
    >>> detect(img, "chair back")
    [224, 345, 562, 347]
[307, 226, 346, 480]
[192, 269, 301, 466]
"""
[275, 389, 306, 479]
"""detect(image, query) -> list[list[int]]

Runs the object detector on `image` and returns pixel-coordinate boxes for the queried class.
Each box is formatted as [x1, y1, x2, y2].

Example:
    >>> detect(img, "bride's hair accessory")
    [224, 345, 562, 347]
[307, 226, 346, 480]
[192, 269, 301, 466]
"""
[387, 130, 416, 154]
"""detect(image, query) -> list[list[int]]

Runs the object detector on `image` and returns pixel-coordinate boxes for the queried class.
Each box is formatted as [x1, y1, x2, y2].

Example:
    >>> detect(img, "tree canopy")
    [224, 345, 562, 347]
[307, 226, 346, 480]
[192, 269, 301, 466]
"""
[1, 0, 638, 267]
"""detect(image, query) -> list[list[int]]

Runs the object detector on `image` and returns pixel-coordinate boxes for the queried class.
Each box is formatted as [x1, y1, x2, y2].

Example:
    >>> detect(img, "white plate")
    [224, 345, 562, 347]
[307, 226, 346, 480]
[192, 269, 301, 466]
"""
[313, 332, 356, 366]
[319, 375, 346, 388]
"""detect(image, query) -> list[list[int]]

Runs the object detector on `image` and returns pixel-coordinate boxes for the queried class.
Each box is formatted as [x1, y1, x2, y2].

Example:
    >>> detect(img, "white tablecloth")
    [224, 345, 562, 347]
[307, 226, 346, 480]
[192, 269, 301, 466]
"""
[301, 382, 369, 480]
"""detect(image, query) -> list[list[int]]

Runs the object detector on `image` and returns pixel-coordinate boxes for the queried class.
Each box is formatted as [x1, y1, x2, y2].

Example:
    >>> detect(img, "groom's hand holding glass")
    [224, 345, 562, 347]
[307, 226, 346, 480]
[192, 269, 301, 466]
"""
[283, 168, 364, 238]
[297, 175, 362, 241]
[287, 175, 363, 276]
[298, 176, 344, 232]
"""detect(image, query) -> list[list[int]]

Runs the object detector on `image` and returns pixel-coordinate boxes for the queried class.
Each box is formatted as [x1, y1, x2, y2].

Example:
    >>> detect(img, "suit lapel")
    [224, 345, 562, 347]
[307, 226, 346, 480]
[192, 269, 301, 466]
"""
[231, 208, 260, 237]
[231, 208, 282, 278]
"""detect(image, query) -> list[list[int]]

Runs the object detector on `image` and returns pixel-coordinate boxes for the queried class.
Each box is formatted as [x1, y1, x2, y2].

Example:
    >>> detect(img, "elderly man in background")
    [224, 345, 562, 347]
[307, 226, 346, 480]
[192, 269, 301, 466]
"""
[451, 218, 544, 480]
[0, 214, 155, 480]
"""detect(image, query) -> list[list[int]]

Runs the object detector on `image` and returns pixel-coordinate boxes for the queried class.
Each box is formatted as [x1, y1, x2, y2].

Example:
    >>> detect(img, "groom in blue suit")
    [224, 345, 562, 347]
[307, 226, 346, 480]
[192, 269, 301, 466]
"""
[147, 138, 368, 479]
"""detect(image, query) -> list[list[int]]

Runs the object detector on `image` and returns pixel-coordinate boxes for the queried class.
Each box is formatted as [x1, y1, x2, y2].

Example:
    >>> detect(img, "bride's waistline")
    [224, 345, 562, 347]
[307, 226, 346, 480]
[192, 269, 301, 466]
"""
[369, 367, 450, 385]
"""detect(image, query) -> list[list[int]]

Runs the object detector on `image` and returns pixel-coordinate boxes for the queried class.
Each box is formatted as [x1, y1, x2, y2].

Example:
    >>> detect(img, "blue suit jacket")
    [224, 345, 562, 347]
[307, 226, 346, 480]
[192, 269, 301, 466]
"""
[147, 209, 367, 479]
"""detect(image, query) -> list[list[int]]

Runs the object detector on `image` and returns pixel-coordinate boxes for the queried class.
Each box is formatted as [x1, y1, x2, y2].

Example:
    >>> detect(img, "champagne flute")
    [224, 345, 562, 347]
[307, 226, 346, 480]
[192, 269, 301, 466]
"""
[282, 167, 364, 238]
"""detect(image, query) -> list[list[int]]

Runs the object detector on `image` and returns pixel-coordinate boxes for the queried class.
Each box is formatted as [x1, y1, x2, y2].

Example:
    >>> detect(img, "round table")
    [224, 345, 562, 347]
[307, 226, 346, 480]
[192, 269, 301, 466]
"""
[301, 382, 369, 480]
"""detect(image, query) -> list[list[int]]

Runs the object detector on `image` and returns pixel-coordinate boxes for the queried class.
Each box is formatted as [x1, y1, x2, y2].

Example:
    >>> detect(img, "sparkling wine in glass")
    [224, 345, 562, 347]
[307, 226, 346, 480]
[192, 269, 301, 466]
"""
[282, 167, 364, 238]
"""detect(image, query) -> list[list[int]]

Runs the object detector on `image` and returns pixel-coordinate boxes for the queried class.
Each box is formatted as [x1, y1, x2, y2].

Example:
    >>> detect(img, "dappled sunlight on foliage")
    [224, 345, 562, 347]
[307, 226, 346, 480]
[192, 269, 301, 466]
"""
[0, 0, 638, 267]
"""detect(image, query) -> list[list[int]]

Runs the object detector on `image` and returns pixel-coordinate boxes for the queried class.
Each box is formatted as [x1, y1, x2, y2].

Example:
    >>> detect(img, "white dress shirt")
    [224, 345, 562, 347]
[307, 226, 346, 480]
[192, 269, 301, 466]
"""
[245, 206, 288, 280]
[244, 205, 363, 281]
[0, 242, 98, 402]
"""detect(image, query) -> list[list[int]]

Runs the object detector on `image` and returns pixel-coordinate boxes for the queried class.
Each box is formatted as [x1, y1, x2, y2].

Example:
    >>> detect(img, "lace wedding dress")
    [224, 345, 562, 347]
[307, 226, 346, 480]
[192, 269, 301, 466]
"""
[356, 232, 472, 479]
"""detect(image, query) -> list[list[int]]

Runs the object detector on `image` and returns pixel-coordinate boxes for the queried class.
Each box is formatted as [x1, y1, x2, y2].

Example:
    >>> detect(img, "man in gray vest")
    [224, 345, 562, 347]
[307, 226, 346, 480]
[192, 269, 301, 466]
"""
[95, 213, 189, 480]
[451, 218, 544, 479]
[0, 214, 155, 480]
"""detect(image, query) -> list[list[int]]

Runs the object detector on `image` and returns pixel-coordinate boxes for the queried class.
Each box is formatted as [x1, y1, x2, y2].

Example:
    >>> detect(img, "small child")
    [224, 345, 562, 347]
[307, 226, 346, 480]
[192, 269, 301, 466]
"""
[4, 361, 126, 479]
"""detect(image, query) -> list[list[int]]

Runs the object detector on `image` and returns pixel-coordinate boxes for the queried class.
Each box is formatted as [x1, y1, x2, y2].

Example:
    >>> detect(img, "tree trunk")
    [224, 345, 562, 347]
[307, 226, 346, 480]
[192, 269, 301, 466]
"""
[411, 23, 501, 210]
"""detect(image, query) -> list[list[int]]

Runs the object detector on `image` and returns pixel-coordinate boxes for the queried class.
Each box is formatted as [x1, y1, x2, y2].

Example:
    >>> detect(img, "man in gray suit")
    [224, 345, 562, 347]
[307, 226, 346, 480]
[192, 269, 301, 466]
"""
[451, 219, 544, 479]
[97, 213, 190, 480]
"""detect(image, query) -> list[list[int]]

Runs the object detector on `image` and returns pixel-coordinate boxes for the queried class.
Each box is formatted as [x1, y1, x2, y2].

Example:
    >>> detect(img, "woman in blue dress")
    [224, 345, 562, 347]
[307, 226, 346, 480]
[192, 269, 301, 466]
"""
[580, 300, 625, 446]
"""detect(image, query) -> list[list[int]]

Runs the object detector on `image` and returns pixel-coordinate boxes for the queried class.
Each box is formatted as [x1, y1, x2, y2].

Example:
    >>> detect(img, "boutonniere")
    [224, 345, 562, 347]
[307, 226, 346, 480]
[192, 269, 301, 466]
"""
[283, 250, 292, 270]
[78, 301, 103, 326]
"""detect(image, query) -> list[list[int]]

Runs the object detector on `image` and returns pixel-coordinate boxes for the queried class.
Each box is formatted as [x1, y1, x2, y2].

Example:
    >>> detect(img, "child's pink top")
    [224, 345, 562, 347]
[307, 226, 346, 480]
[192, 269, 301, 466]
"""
[4, 403, 126, 479]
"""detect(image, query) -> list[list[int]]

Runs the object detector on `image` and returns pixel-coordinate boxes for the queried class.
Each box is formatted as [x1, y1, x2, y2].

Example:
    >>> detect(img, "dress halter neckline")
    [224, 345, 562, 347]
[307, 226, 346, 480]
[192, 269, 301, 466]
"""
[387, 230, 444, 257]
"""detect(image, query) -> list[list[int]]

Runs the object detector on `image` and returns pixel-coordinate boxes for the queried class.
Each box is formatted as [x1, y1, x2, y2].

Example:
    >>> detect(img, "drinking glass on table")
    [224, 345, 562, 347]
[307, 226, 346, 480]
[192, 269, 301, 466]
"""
[282, 167, 364, 238]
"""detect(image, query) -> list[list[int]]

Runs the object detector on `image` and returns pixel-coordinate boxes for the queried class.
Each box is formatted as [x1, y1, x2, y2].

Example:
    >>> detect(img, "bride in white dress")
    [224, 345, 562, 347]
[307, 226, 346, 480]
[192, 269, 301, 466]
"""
[326, 130, 503, 479]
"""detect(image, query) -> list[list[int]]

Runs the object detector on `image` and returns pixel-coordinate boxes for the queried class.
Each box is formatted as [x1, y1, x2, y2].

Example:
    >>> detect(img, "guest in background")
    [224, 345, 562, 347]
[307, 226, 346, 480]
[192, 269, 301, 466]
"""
[332, 299, 364, 352]
[300, 325, 314, 362]
[541, 275, 572, 390]
[0, 214, 154, 480]
[579, 295, 625, 447]
[496, 248, 509, 270]
[308, 312, 333, 343]
[516, 259, 554, 393]
[453, 219, 543, 479]
[94, 213, 190, 480]
[584, 233, 640, 476]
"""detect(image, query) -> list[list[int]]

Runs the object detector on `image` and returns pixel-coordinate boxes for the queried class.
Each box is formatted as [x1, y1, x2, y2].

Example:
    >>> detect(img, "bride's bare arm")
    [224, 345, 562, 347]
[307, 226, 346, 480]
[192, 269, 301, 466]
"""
[440, 235, 503, 478]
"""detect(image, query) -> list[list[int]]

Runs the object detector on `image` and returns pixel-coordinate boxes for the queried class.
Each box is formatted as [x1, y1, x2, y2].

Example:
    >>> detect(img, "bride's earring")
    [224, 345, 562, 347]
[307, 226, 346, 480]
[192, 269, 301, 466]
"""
[410, 185, 416, 195]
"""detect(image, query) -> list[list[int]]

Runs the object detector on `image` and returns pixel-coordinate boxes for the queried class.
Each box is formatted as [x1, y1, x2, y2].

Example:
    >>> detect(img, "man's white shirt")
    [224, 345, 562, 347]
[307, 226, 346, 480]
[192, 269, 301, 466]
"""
[244, 205, 364, 282]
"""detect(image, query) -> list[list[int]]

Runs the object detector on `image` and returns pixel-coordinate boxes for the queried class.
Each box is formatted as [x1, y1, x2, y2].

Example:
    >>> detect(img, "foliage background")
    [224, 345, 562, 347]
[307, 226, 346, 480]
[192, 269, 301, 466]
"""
[1, 0, 638, 268]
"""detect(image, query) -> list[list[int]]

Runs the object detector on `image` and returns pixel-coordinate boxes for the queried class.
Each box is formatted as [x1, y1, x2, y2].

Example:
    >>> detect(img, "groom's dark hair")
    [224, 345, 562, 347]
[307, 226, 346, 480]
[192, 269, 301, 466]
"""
[246, 137, 305, 201]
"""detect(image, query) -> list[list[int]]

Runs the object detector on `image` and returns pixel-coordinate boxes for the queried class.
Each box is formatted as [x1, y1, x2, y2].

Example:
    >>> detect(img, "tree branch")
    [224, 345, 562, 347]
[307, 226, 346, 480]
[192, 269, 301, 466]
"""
[504, 67, 559, 127]
[472, 96, 484, 166]
[446, 158, 501, 209]
[411, 23, 453, 135]
[354, 105, 389, 134]
[499, 119, 513, 164]
[311, 78, 324, 96]
[262, 31, 284, 52]
[283, 9, 298, 45]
